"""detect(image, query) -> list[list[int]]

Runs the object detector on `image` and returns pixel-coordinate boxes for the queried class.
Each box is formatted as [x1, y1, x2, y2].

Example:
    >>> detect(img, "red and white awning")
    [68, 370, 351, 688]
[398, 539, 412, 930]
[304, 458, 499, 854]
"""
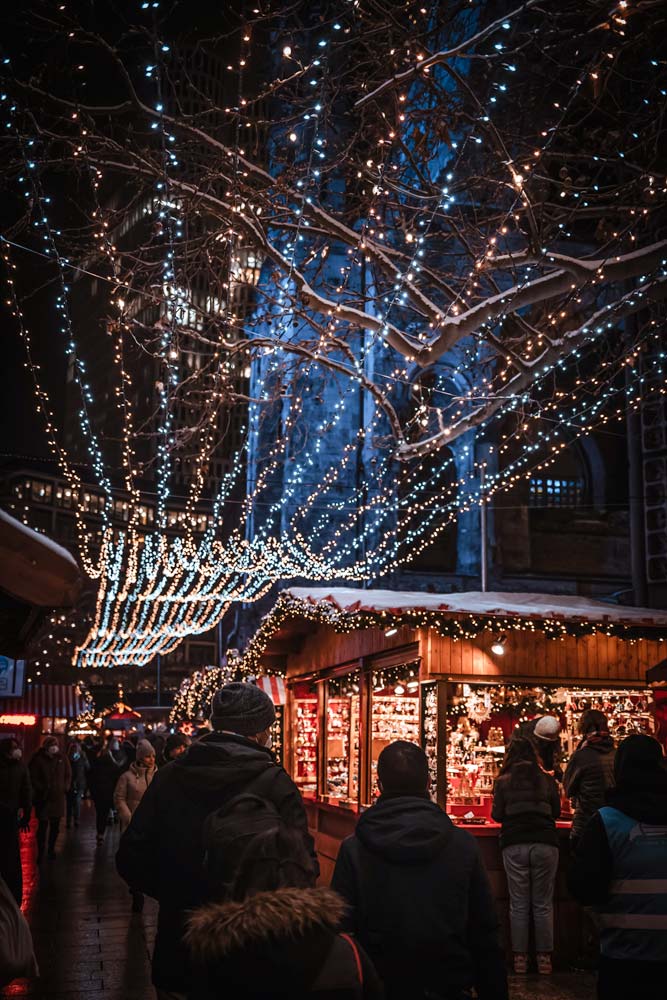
[256, 675, 286, 706]
[0, 684, 90, 718]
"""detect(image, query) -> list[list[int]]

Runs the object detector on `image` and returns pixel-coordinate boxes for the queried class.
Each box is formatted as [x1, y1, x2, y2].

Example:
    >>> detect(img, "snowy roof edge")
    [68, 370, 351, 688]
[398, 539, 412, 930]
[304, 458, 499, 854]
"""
[282, 586, 667, 628]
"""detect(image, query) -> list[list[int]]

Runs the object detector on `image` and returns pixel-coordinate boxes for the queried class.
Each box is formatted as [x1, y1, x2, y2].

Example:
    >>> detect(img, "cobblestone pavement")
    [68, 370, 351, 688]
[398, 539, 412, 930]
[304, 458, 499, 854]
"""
[3, 801, 597, 999]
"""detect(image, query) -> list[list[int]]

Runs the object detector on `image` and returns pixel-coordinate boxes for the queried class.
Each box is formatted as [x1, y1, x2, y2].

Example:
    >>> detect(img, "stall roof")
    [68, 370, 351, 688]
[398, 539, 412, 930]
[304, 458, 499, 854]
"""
[240, 586, 667, 675]
[286, 587, 667, 627]
[0, 509, 81, 607]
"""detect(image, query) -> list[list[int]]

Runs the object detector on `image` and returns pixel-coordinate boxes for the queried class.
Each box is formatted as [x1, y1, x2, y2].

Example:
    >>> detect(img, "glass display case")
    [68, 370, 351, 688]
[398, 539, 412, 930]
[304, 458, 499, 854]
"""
[369, 661, 420, 801]
[326, 673, 360, 803]
[292, 681, 318, 795]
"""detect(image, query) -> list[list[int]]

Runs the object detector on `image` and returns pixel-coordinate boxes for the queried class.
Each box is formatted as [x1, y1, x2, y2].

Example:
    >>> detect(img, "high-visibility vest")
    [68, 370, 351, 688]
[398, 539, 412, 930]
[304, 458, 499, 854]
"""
[596, 806, 667, 961]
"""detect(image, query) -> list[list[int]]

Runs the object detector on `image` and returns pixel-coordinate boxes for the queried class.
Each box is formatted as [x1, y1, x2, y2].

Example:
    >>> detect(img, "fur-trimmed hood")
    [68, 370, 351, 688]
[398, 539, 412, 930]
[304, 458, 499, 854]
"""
[185, 887, 356, 996]
[186, 887, 346, 961]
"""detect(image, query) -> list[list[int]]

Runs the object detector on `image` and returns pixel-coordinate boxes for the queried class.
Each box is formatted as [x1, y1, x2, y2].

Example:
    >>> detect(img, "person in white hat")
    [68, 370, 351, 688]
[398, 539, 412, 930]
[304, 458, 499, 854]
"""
[532, 716, 562, 777]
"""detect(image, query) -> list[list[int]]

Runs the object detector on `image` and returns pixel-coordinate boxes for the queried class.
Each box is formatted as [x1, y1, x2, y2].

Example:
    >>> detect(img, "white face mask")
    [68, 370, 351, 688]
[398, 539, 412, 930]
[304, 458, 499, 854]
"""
[262, 733, 273, 752]
[110, 741, 120, 752]
[11, 748, 22, 761]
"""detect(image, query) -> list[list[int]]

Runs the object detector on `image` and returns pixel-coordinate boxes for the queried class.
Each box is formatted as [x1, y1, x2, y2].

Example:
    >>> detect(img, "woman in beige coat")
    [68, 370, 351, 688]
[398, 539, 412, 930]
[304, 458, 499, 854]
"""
[114, 739, 156, 912]
[114, 739, 156, 831]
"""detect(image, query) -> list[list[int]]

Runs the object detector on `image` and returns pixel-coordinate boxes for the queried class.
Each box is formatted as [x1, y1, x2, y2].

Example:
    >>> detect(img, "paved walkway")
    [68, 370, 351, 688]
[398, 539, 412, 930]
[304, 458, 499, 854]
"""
[3, 801, 596, 999]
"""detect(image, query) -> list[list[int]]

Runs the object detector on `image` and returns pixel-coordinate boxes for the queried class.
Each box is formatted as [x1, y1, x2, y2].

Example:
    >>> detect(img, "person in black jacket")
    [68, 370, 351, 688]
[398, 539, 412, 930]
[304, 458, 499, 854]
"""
[567, 735, 667, 1000]
[66, 740, 90, 829]
[89, 738, 123, 845]
[0, 739, 31, 906]
[563, 709, 615, 845]
[116, 682, 317, 1000]
[492, 738, 561, 975]
[186, 822, 382, 1000]
[331, 740, 508, 1000]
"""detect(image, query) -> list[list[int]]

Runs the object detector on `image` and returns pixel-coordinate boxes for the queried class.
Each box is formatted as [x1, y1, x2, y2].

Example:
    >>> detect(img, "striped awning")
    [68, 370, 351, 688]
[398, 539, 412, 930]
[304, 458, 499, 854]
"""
[0, 684, 90, 718]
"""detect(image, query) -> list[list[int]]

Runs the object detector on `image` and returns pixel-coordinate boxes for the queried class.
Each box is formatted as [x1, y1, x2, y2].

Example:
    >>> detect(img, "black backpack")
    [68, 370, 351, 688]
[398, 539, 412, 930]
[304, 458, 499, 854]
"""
[202, 788, 282, 894]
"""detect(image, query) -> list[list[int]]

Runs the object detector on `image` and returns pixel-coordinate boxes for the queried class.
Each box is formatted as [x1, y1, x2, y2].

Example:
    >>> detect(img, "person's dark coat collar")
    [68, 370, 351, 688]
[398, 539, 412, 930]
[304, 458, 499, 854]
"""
[356, 793, 454, 864]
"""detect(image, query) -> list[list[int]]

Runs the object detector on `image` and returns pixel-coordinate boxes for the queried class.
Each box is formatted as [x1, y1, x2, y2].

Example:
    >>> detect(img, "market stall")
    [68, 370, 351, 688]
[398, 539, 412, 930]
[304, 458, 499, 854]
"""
[240, 586, 667, 961]
[0, 682, 93, 757]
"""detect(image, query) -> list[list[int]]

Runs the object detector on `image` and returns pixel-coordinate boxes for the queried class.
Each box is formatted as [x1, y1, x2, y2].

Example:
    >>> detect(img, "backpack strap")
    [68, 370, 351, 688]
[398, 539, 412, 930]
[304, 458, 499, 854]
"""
[340, 933, 364, 986]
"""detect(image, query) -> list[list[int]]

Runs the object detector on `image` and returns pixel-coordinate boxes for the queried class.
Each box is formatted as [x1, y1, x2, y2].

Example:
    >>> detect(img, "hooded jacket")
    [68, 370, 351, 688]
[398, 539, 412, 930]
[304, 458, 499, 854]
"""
[186, 887, 383, 1000]
[331, 795, 508, 1000]
[116, 731, 317, 992]
[563, 733, 616, 839]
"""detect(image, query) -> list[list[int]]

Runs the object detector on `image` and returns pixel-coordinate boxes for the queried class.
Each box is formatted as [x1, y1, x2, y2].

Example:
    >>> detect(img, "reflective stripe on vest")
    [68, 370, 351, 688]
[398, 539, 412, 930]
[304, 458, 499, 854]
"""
[596, 807, 667, 962]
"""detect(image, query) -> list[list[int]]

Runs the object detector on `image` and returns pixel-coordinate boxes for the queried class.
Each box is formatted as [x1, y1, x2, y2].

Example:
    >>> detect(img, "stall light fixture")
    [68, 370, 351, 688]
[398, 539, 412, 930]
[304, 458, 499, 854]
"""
[407, 680, 419, 690]
[394, 684, 405, 695]
[384, 627, 398, 637]
[491, 635, 507, 656]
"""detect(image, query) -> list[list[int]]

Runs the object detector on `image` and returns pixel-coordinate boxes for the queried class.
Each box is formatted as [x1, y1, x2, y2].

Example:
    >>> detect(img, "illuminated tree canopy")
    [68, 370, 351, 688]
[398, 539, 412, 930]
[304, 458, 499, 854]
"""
[2, 0, 665, 667]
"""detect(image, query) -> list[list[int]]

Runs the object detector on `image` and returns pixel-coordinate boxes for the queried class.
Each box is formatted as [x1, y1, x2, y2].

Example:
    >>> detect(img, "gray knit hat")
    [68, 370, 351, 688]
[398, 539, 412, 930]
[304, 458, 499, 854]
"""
[210, 682, 275, 736]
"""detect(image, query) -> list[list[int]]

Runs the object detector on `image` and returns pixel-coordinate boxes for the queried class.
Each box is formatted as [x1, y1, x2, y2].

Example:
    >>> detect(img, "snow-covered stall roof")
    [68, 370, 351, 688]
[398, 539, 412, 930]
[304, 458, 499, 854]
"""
[240, 586, 667, 674]
[0, 508, 81, 607]
[285, 587, 667, 628]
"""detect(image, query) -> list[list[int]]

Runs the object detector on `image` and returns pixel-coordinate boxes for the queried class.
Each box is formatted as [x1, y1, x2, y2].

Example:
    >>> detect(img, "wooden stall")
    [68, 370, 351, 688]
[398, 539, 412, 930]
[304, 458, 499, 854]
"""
[241, 586, 667, 962]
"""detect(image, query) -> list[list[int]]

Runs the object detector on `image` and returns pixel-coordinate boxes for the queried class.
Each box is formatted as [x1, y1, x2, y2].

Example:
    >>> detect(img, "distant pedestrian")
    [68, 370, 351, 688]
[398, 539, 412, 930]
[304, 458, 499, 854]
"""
[564, 709, 616, 845]
[89, 738, 123, 846]
[158, 733, 189, 767]
[114, 740, 156, 913]
[121, 733, 137, 768]
[0, 739, 31, 905]
[29, 737, 71, 863]
[492, 737, 561, 975]
[186, 823, 382, 1000]
[332, 740, 508, 1000]
[117, 681, 316, 999]
[114, 740, 157, 832]
[66, 740, 90, 829]
[568, 735, 667, 999]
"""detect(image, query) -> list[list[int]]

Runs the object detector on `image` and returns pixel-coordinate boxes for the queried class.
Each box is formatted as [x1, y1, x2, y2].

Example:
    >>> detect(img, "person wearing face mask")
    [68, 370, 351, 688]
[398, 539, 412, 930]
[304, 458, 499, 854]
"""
[114, 740, 157, 913]
[29, 737, 71, 863]
[117, 681, 316, 1000]
[66, 740, 90, 829]
[0, 739, 32, 905]
[89, 736, 124, 846]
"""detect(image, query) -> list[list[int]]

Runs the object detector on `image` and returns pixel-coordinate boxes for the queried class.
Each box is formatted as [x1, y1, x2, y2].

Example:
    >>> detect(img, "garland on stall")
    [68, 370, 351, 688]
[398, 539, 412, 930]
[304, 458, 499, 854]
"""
[238, 592, 667, 678]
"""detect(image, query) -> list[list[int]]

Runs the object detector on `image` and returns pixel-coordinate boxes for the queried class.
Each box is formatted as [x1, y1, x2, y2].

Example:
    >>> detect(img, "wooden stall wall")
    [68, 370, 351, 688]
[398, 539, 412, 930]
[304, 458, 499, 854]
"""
[423, 629, 667, 684]
[285, 624, 419, 678]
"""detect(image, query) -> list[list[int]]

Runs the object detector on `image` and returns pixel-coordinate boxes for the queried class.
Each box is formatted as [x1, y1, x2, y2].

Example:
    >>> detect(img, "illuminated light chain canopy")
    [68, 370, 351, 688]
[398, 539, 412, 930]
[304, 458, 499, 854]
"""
[2, 3, 666, 670]
[237, 588, 667, 678]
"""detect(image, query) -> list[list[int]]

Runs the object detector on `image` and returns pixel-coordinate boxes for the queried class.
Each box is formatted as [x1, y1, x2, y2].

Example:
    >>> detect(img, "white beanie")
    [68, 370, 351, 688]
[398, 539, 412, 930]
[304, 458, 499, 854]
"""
[534, 715, 561, 741]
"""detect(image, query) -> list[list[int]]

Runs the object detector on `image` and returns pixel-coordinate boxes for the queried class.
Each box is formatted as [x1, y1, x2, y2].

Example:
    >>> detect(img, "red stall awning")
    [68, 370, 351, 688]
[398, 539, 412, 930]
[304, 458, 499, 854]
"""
[0, 683, 90, 719]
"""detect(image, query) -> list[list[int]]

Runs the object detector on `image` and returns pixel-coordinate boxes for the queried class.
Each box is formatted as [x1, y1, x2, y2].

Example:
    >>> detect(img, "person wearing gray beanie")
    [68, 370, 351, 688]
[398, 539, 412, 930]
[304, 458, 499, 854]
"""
[210, 682, 276, 741]
[117, 679, 317, 995]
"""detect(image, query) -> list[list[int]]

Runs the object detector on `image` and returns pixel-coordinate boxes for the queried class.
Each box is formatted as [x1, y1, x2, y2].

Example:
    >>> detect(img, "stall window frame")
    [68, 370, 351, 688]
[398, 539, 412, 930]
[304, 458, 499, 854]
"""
[287, 643, 425, 810]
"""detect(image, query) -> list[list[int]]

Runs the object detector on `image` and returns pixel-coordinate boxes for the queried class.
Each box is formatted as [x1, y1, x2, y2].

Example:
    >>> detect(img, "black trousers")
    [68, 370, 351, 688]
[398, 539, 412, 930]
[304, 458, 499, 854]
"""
[0, 810, 22, 905]
[94, 797, 113, 835]
[36, 817, 61, 858]
[598, 956, 667, 999]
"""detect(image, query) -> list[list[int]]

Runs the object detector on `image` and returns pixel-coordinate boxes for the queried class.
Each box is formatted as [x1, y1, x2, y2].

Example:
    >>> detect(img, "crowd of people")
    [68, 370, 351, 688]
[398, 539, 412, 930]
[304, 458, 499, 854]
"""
[1, 684, 666, 1000]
